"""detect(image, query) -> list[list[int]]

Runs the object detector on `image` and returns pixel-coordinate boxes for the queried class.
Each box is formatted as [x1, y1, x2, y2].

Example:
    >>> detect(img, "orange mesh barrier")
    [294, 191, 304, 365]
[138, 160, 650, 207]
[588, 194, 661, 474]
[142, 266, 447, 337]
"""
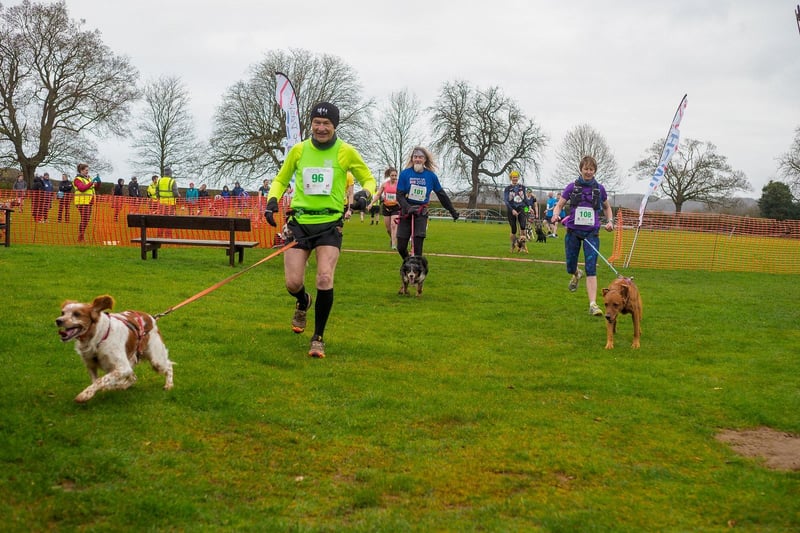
[0, 190, 282, 249]
[4, 192, 798, 274]
[610, 207, 800, 274]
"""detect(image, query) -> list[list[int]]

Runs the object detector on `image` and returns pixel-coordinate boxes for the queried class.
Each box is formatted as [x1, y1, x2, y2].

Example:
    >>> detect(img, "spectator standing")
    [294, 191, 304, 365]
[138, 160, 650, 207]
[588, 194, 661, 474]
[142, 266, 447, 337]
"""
[147, 175, 158, 199]
[112, 178, 125, 221]
[198, 184, 209, 214]
[31, 174, 45, 222]
[13, 174, 26, 211]
[232, 181, 247, 214]
[156, 167, 180, 216]
[57, 173, 73, 222]
[41, 173, 54, 222]
[128, 176, 140, 198]
[73, 163, 99, 242]
[185, 182, 199, 214]
[258, 178, 270, 213]
[258, 179, 270, 197]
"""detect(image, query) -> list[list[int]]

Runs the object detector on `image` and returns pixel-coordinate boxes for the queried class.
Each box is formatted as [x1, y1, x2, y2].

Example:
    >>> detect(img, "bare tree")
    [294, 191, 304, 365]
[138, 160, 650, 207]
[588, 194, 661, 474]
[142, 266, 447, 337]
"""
[0, 1, 139, 184]
[130, 76, 202, 179]
[205, 48, 372, 188]
[553, 123, 622, 191]
[777, 126, 800, 197]
[429, 80, 547, 209]
[630, 138, 751, 213]
[366, 89, 425, 172]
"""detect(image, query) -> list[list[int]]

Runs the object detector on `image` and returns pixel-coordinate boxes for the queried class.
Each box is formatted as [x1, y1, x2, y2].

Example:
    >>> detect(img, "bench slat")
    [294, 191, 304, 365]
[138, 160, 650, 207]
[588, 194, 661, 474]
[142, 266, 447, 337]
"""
[126, 214, 251, 232]
[132, 238, 258, 247]
[126, 214, 257, 266]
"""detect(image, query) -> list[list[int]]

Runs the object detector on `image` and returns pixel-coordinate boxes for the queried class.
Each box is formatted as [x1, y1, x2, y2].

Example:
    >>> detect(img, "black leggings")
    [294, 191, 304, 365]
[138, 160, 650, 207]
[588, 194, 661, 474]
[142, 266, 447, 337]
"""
[507, 209, 527, 234]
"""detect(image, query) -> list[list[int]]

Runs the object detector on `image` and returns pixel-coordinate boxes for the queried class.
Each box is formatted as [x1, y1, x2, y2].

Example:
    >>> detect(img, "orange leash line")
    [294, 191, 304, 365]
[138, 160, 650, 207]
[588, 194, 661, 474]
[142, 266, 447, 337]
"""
[153, 240, 297, 320]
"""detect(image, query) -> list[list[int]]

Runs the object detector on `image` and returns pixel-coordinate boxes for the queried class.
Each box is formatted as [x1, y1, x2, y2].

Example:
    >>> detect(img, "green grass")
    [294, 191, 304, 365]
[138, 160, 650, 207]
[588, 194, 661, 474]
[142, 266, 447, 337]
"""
[1, 219, 799, 531]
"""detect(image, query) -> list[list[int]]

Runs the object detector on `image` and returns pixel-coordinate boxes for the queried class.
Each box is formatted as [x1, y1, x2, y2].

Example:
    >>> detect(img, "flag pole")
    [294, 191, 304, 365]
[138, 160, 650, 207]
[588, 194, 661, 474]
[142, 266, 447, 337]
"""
[626, 94, 688, 267]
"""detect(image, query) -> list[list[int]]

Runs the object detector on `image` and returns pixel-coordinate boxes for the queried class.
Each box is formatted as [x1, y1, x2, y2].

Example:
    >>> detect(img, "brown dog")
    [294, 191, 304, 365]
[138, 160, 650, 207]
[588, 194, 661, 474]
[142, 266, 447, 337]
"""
[601, 277, 642, 349]
[512, 234, 529, 253]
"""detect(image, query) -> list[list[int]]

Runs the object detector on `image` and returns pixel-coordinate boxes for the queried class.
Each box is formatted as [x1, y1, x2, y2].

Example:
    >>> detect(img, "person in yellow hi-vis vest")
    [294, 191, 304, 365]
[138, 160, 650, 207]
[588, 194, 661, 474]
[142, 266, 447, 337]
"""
[73, 163, 99, 243]
[156, 167, 180, 237]
[156, 167, 180, 216]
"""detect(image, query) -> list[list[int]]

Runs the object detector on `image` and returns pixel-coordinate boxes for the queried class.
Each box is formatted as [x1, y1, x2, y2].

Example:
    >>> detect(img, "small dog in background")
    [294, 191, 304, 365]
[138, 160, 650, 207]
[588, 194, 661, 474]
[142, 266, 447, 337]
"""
[399, 255, 429, 296]
[534, 220, 547, 243]
[601, 277, 643, 349]
[56, 295, 174, 402]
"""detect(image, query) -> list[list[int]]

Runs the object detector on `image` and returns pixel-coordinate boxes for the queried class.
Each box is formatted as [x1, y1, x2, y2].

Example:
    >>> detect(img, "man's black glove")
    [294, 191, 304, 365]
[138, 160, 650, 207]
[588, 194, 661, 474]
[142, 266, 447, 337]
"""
[451, 210, 460, 221]
[264, 198, 279, 227]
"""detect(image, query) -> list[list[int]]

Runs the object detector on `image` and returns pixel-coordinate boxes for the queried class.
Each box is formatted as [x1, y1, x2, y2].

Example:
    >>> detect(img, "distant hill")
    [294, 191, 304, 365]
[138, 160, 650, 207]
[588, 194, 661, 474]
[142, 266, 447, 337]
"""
[609, 193, 759, 216]
[449, 187, 760, 217]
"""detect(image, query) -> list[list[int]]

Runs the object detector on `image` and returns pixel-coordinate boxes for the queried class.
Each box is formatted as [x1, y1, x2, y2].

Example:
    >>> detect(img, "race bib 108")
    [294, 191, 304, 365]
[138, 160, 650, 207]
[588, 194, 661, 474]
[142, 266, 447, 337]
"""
[574, 207, 596, 226]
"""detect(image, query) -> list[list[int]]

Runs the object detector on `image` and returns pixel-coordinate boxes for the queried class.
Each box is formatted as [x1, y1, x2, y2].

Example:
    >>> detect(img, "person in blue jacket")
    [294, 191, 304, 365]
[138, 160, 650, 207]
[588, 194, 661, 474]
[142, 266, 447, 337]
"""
[395, 146, 459, 259]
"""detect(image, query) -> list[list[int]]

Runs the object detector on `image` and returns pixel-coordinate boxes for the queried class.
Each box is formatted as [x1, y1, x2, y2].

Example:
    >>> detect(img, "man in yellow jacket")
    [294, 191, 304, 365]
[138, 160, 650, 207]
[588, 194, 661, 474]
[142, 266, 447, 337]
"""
[157, 167, 180, 216]
[264, 102, 376, 359]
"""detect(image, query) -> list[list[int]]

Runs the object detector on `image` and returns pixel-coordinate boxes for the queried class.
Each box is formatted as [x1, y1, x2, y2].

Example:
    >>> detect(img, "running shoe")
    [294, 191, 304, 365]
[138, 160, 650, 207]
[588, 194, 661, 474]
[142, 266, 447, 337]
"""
[568, 269, 583, 292]
[589, 302, 603, 316]
[291, 293, 312, 334]
[308, 337, 326, 358]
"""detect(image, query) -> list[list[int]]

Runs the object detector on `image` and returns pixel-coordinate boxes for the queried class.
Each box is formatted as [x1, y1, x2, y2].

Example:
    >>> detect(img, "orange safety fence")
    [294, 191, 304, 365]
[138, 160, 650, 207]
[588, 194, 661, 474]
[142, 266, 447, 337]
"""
[4, 192, 799, 274]
[0, 190, 284, 250]
[609, 207, 800, 274]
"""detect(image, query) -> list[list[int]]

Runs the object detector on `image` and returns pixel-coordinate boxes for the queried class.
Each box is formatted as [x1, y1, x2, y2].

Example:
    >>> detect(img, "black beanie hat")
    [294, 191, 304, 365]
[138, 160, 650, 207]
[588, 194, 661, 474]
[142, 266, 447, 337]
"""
[310, 102, 340, 128]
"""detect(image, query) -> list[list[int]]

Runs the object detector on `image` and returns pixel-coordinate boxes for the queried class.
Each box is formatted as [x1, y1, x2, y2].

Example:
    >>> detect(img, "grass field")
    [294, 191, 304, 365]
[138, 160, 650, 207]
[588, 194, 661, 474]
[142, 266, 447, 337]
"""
[1, 218, 798, 531]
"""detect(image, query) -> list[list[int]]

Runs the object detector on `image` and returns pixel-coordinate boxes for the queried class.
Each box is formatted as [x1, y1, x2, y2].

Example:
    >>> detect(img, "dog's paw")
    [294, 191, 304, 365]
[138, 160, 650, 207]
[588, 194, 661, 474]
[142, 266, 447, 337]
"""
[74, 392, 93, 403]
[631, 340, 640, 349]
[605, 342, 614, 350]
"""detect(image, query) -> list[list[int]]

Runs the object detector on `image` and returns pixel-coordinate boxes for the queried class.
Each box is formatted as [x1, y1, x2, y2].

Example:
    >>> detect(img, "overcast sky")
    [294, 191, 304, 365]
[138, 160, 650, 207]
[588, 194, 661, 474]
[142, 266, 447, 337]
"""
[24, 0, 800, 195]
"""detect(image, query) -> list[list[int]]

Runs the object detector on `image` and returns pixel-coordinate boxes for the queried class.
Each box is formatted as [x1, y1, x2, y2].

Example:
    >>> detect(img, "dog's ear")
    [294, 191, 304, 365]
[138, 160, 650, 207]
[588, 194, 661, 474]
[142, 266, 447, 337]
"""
[91, 295, 115, 313]
[602, 288, 610, 296]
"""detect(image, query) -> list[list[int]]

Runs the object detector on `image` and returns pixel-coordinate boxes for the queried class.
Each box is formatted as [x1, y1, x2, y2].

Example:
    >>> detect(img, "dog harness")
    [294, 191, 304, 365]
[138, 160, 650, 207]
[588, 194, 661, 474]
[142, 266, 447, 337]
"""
[98, 311, 152, 361]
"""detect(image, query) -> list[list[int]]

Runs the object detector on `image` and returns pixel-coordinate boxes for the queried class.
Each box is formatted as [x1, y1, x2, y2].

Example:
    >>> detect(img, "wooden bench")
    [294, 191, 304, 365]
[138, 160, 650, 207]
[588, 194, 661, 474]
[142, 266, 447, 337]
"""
[127, 214, 258, 266]
[0, 207, 12, 247]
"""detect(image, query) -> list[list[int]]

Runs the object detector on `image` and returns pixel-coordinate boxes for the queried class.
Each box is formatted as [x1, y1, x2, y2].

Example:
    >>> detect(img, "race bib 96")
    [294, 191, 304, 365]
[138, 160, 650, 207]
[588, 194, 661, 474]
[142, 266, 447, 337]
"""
[302, 167, 333, 196]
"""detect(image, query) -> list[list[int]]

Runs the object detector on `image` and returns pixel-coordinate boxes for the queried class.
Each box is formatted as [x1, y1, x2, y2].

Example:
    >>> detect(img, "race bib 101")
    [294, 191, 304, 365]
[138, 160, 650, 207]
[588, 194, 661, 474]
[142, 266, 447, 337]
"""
[408, 184, 427, 202]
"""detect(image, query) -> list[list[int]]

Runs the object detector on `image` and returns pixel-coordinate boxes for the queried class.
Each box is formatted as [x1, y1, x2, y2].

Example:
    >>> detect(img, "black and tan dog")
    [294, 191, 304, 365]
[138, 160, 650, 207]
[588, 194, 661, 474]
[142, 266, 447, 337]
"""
[601, 277, 642, 349]
[399, 255, 428, 297]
